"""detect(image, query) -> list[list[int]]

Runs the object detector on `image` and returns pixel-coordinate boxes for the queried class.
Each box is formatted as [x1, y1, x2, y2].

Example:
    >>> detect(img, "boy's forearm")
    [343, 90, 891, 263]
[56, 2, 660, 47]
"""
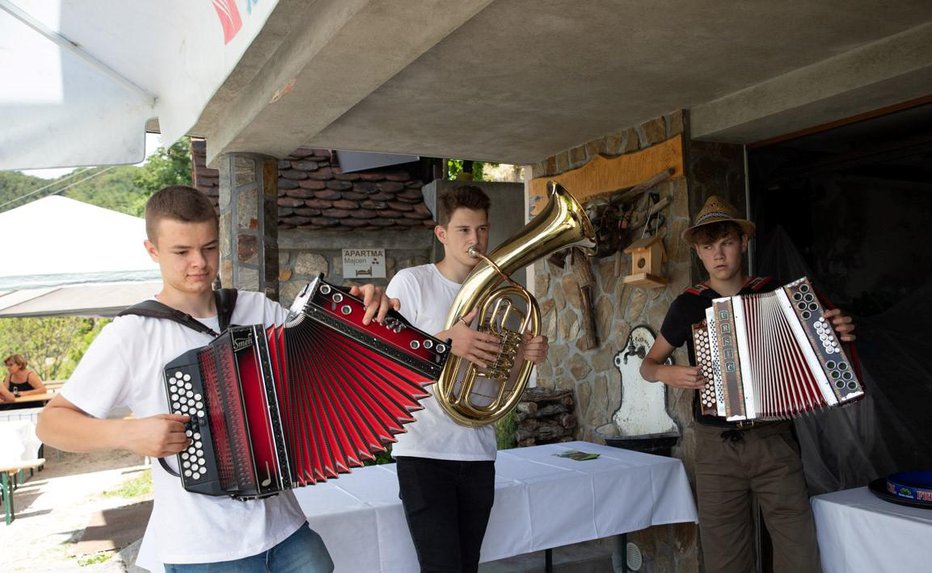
[640, 358, 664, 382]
[37, 406, 129, 453]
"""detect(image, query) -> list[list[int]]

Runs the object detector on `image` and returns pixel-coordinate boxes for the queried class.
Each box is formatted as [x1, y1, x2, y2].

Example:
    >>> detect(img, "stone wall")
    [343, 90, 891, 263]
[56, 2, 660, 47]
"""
[529, 110, 700, 573]
[530, 111, 693, 447]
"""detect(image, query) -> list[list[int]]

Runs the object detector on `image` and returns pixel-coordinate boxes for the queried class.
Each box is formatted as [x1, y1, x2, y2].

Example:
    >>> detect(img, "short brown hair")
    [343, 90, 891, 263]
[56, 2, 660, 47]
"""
[145, 186, 218, 243]
[3, 354, 27, 369]
[689, 220, 746, 245]
[436, 185, 491, 227]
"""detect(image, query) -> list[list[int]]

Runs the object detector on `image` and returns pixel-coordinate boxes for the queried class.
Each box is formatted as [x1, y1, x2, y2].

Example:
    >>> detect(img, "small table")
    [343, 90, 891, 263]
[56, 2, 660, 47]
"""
[295, 441, 698, 572]
[0, 417, 44, 524]
[811, 486, 932, 572]
[12, 391, 56, 405]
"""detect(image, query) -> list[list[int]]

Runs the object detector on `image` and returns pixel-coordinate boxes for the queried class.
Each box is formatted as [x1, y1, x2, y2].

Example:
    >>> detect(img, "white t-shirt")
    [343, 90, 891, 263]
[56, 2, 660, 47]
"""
[386, 264, 496, 461]
[60, 291, 307, 568]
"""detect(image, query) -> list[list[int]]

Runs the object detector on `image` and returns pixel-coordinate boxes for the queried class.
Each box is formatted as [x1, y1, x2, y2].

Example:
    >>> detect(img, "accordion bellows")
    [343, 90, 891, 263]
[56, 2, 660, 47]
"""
[692, 277, 863, 422]
[163, 276, 448, 499]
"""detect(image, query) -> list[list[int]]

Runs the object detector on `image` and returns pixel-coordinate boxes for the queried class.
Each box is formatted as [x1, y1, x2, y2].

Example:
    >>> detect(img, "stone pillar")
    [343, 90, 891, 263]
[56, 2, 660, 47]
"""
[218, 153, 279, 301]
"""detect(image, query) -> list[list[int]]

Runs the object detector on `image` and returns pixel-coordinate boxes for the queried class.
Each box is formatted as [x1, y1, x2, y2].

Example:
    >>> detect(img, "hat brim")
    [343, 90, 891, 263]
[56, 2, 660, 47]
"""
[682, 218, 756, 244]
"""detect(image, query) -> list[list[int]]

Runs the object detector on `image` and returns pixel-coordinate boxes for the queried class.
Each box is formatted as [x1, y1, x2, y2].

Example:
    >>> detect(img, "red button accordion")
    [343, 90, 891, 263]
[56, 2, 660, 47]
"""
[692, 277, 863, 422]
[162, 276, 448, 499]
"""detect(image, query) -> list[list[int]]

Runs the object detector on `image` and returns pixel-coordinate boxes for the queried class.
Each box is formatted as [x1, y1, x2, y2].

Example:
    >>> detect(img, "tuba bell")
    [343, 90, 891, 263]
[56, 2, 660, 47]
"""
[436, 181, 597, 427]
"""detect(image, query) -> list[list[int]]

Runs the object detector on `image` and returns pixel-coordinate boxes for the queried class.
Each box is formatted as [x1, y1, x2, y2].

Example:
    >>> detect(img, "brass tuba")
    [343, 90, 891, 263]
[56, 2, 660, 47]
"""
[436, 181, 597, 427]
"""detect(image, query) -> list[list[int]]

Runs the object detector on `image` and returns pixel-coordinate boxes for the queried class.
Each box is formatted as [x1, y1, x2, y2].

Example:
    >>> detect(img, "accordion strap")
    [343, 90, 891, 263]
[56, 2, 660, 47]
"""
[118, 289, 239, 337]
[119, 289, 239, 480]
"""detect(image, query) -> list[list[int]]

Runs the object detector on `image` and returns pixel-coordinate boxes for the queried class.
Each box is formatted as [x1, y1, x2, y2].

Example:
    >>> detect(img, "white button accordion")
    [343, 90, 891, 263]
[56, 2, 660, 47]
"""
[692, 277, 864, 422]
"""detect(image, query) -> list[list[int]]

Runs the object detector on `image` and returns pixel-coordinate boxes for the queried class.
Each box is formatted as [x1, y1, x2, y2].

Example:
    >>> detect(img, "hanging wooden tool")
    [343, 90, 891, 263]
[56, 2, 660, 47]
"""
[570, 247, 599, 349]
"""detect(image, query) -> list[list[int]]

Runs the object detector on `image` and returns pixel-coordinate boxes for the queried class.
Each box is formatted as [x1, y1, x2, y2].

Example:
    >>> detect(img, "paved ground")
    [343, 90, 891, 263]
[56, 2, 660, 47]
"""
[2, 449, 615, 572]
[1, 448, 150, 573]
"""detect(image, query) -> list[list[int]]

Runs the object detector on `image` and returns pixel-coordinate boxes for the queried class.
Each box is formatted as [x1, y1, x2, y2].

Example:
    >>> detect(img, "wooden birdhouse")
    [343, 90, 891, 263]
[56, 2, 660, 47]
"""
[623, 235, 667, 288]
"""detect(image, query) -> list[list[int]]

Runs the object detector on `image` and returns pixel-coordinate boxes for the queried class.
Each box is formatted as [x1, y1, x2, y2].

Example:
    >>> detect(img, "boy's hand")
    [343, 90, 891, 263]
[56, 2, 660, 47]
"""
[521, 332, 549, 365]
[659, 365, 706, 390]
[824, 308, 856, 342]
[449, 309, 501, 368]
[123, 414, 191, 458]
[349, 284, 401, 325]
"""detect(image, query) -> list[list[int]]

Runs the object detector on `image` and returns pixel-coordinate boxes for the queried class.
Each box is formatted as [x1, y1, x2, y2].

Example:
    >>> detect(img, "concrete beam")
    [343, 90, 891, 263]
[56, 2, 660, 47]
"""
[691, 22, 932, 143]
[199, 0, 493, 166]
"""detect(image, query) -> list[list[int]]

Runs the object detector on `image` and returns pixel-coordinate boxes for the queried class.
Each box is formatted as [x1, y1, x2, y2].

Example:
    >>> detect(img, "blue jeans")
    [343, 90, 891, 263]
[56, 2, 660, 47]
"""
[163, 523, 333, 572]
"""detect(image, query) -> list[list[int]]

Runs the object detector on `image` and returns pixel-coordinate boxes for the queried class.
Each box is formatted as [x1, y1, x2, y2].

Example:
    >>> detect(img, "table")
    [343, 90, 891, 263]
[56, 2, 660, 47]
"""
[0, 407, 44, 424]
[12, 391, 56, 405]
[811, 486, 932, 573]
[0, 409, 44, 524]
[294, 441, 698, 573]
[0, 418, 42, 467]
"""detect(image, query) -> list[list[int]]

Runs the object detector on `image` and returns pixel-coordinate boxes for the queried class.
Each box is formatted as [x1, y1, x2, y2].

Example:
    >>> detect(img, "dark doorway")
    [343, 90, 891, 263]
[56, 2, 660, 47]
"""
[747, 102, 932, 493]
[748, 102, 932, 315]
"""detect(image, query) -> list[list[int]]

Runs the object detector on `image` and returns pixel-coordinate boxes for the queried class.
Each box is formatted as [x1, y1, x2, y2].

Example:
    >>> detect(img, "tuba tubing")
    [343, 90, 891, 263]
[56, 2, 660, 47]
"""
[436, 181, 597, 427]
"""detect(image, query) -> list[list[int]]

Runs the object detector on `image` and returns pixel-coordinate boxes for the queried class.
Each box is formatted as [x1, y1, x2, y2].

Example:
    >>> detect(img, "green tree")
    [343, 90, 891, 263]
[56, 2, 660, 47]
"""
[133, 137, 193, 195]
[446, 159, 498, 181]
[0, 170, 46, 213]
[64, 165, 151, 216]
[0, 316, 108, 381]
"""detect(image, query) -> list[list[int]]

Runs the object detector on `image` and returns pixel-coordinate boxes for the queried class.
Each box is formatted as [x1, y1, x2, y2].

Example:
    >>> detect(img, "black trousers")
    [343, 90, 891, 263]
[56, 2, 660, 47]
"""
[395, 456, 496, 573]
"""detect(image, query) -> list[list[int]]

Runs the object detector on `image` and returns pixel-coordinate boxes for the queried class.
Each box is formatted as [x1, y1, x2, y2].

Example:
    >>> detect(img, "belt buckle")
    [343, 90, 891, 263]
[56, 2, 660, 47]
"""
[735, 420, 756, 430]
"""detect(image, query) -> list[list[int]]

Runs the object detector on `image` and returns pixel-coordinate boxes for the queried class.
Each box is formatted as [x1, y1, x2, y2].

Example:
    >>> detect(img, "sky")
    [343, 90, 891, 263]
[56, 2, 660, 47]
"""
[18, 133, 164, 180]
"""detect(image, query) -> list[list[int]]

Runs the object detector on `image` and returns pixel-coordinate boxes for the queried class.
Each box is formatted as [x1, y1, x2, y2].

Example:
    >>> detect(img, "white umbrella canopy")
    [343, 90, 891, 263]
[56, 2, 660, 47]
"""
[0, 195, 161, 317]
[0, 0, 278, 171]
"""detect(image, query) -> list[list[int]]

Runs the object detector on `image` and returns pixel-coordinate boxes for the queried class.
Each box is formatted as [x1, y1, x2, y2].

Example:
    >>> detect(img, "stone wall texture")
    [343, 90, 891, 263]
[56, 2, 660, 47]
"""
[530, 110, 703, 573]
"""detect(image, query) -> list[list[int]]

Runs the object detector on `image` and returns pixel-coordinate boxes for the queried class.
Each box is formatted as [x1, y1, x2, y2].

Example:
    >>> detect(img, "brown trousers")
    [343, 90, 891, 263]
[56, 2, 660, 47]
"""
[694, 422, 822, 573]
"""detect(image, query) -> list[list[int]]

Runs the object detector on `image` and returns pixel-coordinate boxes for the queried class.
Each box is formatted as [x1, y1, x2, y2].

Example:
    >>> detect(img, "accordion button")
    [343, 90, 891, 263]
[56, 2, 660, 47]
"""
[195, 441, 203, 448]
[410, 340, 420, 350]
[194, 432, 201, 439]
[185, 430, 193, 437]
[194, 393, 202, 400]
[193, 472, 201, 480]
[198, 410, 205, 417]
[341, 305, 352, 315]
[196, 401, 204, 409]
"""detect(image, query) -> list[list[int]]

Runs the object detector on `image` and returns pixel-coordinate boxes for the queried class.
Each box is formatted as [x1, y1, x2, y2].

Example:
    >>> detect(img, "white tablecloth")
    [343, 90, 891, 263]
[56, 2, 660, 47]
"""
[0, 408, 43, 467]
[811, 486, 932, 573]
[295, 441, 698, 573]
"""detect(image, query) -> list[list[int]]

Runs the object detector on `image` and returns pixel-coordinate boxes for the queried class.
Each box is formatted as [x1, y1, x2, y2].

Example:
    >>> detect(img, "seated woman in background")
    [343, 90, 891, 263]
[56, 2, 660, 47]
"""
[3, 354, 47, 401]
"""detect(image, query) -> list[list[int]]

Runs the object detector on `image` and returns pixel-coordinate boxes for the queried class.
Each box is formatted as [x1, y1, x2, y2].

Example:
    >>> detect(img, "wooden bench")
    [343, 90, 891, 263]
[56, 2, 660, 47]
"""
[2, 458, 45, 525]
